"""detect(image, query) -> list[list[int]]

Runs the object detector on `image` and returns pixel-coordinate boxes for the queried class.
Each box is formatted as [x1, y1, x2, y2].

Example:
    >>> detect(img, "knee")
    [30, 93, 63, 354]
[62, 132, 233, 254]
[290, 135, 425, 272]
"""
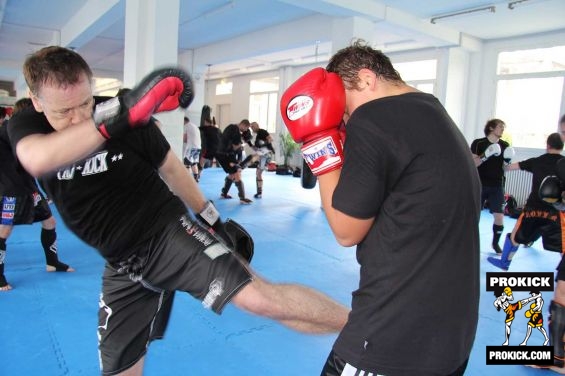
[42, 216, 56, 229]
[555, 282, 565, 305]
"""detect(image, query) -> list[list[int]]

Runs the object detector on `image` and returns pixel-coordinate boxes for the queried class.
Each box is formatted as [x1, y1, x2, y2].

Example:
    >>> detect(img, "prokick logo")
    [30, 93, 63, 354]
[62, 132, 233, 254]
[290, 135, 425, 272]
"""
[485, 272, 553, 366]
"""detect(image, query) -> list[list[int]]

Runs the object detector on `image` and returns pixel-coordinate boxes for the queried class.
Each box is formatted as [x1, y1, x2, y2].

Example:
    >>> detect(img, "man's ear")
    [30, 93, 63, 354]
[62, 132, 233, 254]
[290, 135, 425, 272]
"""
[358, 68, 377, 89]
[29, 91, 44, 113]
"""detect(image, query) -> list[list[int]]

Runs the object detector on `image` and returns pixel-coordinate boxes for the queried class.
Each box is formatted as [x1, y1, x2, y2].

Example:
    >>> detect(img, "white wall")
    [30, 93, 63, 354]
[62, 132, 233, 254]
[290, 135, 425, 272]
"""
[202, 29, 565, 162]
[466, 29, 565, 143]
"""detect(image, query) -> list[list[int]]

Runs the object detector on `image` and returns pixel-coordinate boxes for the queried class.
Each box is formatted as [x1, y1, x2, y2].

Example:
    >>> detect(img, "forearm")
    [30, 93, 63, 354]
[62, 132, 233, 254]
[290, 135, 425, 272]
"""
[16, 120, 106, 177]
[159, 151, 208, 213]
[318, 170, 341, 227]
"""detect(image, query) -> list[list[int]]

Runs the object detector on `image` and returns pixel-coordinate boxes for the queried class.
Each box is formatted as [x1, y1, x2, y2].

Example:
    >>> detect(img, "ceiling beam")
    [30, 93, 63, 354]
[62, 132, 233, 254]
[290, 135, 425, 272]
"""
[278, 0, 386, 20]
[279, 0, 482, 51]
[193, 14, 333, 68]
[54, 0, 124, 49]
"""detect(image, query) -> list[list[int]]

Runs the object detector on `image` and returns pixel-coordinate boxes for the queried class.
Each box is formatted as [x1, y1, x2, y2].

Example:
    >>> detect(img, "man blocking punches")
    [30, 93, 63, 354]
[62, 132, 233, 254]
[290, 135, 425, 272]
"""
[281, 39, 480, 376]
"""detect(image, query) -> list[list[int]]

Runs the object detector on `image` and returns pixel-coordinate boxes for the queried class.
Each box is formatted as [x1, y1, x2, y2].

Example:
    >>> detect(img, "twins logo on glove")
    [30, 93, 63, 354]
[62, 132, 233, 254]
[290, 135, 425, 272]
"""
[301, 136, 343, 175]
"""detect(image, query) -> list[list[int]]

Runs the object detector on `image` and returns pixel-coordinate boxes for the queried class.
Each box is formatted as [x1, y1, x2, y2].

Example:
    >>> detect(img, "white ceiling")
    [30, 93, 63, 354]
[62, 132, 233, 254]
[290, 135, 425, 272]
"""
[0, 0, 563, 87]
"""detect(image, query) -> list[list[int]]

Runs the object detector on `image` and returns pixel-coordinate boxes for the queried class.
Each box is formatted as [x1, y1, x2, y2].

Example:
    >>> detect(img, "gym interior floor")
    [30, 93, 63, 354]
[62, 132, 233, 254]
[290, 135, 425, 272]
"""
[1, 166, 560, 375]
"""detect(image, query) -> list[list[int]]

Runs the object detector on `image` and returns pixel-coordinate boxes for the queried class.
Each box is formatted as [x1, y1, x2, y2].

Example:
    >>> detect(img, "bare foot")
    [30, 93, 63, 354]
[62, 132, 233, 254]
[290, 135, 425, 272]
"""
[0, 283, 12, 291]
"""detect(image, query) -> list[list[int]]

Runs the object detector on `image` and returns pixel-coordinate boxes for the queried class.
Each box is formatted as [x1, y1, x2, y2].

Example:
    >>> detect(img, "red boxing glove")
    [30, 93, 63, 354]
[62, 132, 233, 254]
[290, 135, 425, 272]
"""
[95, 67, 194, 139]
[280, 67, 345, 176]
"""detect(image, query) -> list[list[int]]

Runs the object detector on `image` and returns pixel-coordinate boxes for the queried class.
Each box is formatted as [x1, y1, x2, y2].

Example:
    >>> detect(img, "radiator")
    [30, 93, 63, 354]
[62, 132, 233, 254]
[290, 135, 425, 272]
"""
[504, 169, 532, 207]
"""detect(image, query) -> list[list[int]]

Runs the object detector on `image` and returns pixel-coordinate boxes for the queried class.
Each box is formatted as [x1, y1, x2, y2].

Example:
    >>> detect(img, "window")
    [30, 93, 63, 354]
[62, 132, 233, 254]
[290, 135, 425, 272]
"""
[495, 46, 565, 148]
[249, 77, 279, 133]
[215, 80, 233, 95]
[394, 59, 436, 94]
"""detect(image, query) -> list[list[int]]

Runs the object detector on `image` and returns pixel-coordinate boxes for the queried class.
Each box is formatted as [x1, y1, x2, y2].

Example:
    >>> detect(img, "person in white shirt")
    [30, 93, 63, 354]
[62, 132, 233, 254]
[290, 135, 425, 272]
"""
[183, 116, 202, 182]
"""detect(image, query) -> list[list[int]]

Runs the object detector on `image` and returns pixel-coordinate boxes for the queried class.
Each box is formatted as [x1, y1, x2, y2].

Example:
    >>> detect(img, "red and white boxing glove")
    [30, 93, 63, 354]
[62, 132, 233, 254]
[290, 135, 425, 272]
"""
[94, 67, 194, 139]
[280, 67, 345, 176]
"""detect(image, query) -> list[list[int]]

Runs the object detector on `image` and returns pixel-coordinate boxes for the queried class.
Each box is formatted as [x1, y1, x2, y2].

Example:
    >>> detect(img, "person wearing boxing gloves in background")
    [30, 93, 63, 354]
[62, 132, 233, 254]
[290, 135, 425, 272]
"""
[238, 122, 275, 198]
[281, 39, 480, 376]
[487, 132, 564, 271]
[470, 119, 513, 254]
[9, 46, 349, 375]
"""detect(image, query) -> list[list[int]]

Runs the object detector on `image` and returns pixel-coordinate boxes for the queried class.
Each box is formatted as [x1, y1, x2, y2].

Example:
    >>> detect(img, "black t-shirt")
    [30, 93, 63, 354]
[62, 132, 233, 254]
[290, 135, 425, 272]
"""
[470, 137, 509, 187]
[0, 120, 38, 195]
[200, 125, 222, 158]
[7, 98, 186, 263]
[332, 92, 480, 375]
[254, 128, 274, 152]
[519, 153, 564, 209]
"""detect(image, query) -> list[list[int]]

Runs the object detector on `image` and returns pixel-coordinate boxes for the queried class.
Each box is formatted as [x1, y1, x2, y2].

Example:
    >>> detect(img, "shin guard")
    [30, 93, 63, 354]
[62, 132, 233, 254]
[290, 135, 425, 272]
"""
[492, 224, 504, 253]
[487, 233, 518, 271]
[256, 178, 263, 195]
[0, 237, 7, 287]
[221, 177, 233, 198]
[550, 301, 565, 367]
[41, 228, 59, 266]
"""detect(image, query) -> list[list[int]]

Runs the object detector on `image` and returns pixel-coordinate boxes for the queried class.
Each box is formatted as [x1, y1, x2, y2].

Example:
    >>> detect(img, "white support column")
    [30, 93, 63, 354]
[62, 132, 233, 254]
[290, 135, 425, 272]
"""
[179, 49, 206, 127]
[123, 0, 184, 157]
[331, 16, 375, 53]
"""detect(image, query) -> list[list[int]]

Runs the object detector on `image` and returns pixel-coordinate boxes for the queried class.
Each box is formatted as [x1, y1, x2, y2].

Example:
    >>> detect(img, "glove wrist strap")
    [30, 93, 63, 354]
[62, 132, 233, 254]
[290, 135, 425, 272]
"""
[198, 201, 220, 227]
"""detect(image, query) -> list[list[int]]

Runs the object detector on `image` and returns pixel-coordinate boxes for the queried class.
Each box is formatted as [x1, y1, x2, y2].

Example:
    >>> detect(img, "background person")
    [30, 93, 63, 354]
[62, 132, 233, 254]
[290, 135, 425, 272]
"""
[470, 118, 511, 254]
[183, 116, 201, 182]
[0, 97, 74, 291]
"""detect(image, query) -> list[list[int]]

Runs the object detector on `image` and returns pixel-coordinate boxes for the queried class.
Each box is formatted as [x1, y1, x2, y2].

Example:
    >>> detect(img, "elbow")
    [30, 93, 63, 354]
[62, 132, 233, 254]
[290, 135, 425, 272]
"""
[20, 160, 47, 178]
[17, 152, 51, 178]
[334, 234, 360, 248]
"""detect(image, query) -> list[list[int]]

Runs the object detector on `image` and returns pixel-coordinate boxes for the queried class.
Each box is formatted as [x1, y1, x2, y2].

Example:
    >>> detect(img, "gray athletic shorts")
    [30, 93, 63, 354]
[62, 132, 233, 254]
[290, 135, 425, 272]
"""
[98, 214, 253, 375]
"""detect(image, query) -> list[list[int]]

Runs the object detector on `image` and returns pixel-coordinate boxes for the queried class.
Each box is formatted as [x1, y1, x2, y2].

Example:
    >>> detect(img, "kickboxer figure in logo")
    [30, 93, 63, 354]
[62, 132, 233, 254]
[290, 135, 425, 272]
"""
[520, 290, 549, 346]
[494, 286, 540, 345]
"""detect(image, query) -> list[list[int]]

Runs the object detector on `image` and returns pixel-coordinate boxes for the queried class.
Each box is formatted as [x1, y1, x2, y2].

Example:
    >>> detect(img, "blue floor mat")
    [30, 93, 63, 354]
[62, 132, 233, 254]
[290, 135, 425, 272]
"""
[1, 167, 559, 375]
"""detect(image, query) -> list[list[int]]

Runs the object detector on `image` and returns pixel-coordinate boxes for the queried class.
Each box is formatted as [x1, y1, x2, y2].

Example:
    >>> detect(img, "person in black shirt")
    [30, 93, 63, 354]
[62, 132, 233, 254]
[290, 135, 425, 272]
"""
[239, 121, 275, 198]
[488, 133, 565, 271]
[216, 119, 253, 204]
[0, 98, 74, 291]
[249, 122, 274, 198]
[282, 39, 480, 376]
[8, 46, 348, 375]
[470, 119, 512, 254]
[198, 105, 221, 170]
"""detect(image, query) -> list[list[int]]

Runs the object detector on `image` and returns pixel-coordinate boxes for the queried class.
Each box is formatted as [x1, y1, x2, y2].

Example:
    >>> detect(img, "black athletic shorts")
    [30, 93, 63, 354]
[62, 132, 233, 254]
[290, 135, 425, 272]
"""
[481, 186, 505, 214]
[0, 191, 52, 225]
[98, 214, 253, 375]
[514, 208, 565, 252]
[320, 350, 469, 376]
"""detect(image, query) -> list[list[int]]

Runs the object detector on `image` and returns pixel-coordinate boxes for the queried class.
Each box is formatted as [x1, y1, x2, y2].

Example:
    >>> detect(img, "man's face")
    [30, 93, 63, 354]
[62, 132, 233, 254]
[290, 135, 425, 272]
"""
[30, 73, 94, 131]
[239, 122, 250, 133]
[492, 122, 505, 138]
